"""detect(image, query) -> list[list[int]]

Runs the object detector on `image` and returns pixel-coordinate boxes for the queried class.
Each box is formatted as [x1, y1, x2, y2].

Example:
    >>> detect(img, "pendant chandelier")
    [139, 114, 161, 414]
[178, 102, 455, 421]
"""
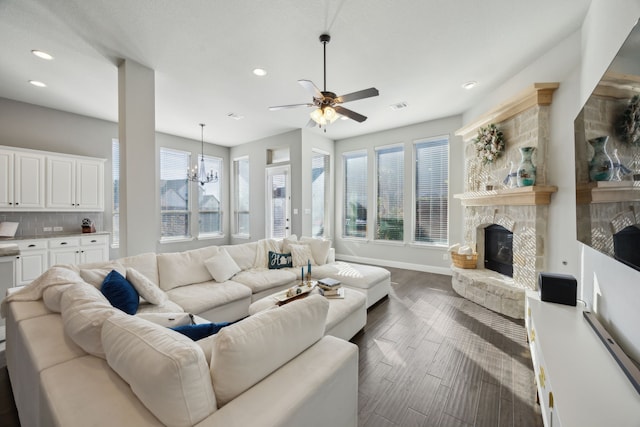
[187, 123, 218, 185]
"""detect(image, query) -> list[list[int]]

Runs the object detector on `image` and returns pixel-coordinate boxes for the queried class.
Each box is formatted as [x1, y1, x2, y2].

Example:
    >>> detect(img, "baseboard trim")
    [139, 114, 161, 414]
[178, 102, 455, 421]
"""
[335, 254, 452, 276]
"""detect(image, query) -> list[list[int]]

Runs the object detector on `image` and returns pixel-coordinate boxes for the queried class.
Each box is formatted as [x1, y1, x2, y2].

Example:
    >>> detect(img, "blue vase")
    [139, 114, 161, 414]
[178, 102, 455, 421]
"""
[588, 136, 613, 182]
[517, 147, 536, 187]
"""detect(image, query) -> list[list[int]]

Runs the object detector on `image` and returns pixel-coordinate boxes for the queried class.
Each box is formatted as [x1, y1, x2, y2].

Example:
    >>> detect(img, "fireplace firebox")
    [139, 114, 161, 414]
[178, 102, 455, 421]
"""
[613, 225, 640, 272]
[484, 224, 513, 277]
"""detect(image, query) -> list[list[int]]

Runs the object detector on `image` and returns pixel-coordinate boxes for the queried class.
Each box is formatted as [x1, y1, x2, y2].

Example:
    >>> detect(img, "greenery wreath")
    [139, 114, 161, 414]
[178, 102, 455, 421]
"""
[618, 95, 640, 146]
[474, 124, 505, 164]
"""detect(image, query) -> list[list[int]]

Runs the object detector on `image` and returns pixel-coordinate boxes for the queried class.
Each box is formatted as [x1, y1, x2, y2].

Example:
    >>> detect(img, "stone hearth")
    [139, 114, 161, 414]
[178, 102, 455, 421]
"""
[452, 83, 558, 319]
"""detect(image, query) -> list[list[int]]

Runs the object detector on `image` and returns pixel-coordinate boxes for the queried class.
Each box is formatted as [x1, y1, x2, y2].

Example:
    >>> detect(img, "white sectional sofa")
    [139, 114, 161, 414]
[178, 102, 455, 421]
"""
[2, 236, 389, 427]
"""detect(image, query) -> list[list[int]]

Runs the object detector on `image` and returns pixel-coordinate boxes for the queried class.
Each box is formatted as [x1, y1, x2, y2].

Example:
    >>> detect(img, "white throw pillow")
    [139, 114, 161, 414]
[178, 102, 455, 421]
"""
[254, 238, 281, 268]
[281, 234, 298, 253]
[210, 294, 329, 406]
[60, 283, 121, 358]
[221, 242, 257, 271]
[102, 315, 217, 426]
[289, 243, 316, 267]
[204, 250, 241, 282]
[300, 236, 332, 265]
[126, 267, 168, 306]
[79, 262, 126, 288]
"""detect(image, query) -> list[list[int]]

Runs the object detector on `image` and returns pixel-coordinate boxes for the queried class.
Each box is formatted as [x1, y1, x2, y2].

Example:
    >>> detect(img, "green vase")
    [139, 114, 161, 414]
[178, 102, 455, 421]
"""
[588, 136, 613, 182]
[517, 147, 536, 187]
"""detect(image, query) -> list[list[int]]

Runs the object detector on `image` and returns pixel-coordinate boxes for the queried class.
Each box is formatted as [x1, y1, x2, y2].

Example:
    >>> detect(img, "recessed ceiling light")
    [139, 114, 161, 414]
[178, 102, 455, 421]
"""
[389, 101, 408, 111]
[29, 80, 47, 88]
[31, 50, 54, 60]
[462, 81, 478, 90]
[253, 68, 267, 77]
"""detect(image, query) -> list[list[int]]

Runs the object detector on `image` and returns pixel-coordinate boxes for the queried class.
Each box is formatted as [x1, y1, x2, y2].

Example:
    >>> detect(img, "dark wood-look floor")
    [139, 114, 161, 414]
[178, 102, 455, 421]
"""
[353, 267, 542, 427]
[0, 268, 542, 427]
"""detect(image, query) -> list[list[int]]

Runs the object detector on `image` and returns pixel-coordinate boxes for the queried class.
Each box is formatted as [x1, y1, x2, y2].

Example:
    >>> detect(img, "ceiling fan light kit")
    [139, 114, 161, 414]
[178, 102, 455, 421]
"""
[269, 33, 379, 130]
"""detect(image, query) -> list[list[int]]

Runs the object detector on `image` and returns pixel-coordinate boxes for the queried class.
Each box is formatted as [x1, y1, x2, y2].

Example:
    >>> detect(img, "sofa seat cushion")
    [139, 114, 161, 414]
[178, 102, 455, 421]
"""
[157, 246, 221, 291]
[165, 280, 251, 315]
[102, 315, 216, 427]
[210, 294, 329, 406]
[232, 268, 297, 294]
[41, 355, 165, 427]
[312, 262, 390, 289]
[136, 299, 184, 314]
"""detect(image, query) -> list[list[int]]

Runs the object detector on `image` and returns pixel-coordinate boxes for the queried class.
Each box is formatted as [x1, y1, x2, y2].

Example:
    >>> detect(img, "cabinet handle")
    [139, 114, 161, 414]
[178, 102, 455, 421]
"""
[91, 240, 97, 243]
[28, 244, 36, 248]
[60, 242, 67, 245]
[9, 202, 12, 205]
[15, 202, 18, 205]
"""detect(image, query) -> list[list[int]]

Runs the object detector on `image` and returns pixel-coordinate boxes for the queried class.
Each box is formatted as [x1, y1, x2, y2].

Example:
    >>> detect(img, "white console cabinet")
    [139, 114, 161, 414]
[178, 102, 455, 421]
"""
[14, 234, 109, 286]
[525, 291, 640, 427]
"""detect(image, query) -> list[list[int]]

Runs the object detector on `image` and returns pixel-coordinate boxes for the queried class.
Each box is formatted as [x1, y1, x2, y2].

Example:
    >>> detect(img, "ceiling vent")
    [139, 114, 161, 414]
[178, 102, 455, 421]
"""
[389, 102, 408, 111]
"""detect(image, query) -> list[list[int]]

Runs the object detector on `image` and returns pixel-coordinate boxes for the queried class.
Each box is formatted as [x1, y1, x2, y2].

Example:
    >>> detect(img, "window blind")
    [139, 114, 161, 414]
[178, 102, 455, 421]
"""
[343, 151, 367, 238]
[160, 148, 190, 239]
[311, 151, 330, 237]
[234, 157, 250, 236]
[376, 145, 404, 241]
[112, 139, 119, 246]
[414, 137, 449, 246]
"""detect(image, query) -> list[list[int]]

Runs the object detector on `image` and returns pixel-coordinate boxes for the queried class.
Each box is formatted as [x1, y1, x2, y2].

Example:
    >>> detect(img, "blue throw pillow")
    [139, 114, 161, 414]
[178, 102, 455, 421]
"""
[268, 251, 293, 269]
[101, 270, 140, 315]
[170, 322, 231, 341]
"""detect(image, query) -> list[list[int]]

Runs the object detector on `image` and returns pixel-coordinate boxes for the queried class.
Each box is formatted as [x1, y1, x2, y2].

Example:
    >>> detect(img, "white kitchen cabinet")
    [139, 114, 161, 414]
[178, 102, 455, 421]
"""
[48, 234, 109, 265]
[79, 235, 109, 263]
[15, 239, 48, 286]
[46, 156, 104, 211]
[0, 149, 45, 210]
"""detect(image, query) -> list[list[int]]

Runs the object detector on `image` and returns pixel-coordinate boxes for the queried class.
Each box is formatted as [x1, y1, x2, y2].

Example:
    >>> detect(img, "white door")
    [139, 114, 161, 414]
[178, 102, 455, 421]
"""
[0, 150, 14, 208]
[266, 165, 291, 239]
[47, 156, 76, 209]
[14, 152, 45, 209]
[76, 159, 104, 210]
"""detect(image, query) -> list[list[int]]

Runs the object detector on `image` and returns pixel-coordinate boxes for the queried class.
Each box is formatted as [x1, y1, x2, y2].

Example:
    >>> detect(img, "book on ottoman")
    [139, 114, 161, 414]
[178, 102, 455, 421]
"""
[318, 278, 341, 289]
[319, 287, 345, 299]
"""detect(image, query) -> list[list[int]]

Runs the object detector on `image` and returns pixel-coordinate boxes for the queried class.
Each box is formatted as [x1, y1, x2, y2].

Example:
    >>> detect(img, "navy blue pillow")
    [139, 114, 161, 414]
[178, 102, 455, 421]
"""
[268, 251, 293, 269]
[101, 270, 140, 315]
[170, 322, 231, 341]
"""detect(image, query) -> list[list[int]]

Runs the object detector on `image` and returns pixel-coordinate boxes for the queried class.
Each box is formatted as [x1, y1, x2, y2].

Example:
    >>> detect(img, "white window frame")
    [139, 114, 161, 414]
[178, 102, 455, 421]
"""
[311, 149, 330, 238]
[374, 143, 404, 243]
[196, 155, 224, 239]
[159, 147, 192, 242]
[412, 135, 449, 247]
[111, 138, 119, 248]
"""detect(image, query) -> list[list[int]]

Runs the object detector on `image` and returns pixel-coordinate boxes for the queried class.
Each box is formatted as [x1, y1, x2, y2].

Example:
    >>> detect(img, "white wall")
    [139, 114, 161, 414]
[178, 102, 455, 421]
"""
[334, 115, 464, 274]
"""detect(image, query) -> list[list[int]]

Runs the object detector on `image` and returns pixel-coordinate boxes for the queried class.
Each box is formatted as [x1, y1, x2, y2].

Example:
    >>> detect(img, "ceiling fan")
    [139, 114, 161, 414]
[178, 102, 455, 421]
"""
[269, 33, 379, 128]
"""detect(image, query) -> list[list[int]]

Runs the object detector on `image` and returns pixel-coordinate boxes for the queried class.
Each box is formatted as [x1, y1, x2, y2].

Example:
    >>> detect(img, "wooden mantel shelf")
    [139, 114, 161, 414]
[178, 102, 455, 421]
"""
[454, 185, 558, 206]
[577, 181, 640, 204]
[455, 83, 559, 141]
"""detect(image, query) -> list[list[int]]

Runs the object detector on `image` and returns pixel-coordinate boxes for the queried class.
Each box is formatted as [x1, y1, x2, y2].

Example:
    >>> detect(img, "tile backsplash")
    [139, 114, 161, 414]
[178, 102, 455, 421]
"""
[0, 212, 104, 238]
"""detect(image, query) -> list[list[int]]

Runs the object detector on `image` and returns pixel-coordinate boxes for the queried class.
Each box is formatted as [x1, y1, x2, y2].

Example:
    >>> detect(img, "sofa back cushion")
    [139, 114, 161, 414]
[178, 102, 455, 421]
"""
[210, 294, 329, 406]
[299, 236, 332, 265]
[78, 261, 126, 288]
[102, 315, 217, 427]
[157, 246, 220, 291]
[60, 283, 121, 358]
[118, 252, 160, 286]
[221, 241, 258, 271]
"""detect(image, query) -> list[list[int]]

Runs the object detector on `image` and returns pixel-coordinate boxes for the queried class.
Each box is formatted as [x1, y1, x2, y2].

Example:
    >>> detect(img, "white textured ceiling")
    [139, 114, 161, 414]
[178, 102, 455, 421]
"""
[0, 0, 592, 146]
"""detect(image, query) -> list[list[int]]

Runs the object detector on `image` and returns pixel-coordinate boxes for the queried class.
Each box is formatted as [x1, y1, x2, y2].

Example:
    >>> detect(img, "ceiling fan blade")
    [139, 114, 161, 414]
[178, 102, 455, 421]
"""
[335, 106, 367, 123]
[298, 80, 323, 99]
[305, 118, 318, 128]
[268, 103, 314, 111]
[335, 87, 379, 104]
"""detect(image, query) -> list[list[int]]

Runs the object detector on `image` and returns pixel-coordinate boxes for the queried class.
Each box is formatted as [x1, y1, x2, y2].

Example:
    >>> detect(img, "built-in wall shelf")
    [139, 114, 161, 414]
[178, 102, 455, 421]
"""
[455, 82, 559, 141]
[577, 181, 640, 204]
[454, 185, 558, 206]
[592, 71, 640, 99]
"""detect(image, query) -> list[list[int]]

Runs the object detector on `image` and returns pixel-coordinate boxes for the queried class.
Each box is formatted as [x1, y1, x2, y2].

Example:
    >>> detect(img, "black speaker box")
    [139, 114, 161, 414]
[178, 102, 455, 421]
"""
[538, 272, 577, 306]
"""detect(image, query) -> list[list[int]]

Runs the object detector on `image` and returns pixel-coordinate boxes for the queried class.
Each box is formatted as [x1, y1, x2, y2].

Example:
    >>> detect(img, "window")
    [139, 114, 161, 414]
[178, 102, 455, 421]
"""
[160, 148, 190, 239]
[112, 139, 120, 247]
[375, 145, 404, 241]
[266, 165, 290, 239]
[233, 157, 250, 236]
[343, 151, 367, 238]
[311, 151, 330, 237]
[414, 136, 449, 246]
[198, 156, 223, 237]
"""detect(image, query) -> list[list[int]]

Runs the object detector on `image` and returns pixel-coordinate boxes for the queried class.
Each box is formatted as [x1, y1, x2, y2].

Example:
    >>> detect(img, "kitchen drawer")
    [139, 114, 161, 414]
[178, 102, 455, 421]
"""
[48, 237, 80, 248]
[80, 235, 109, 246]
[16, 239, 48, 251]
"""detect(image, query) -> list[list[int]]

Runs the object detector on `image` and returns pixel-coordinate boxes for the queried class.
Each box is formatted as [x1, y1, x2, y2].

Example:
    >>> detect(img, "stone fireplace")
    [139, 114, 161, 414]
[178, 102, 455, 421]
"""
[451, 83, 559, 319]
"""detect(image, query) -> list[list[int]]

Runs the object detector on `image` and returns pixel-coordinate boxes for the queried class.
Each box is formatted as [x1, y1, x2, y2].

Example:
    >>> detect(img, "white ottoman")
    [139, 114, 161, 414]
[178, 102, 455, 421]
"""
[248, 288, 367, 341]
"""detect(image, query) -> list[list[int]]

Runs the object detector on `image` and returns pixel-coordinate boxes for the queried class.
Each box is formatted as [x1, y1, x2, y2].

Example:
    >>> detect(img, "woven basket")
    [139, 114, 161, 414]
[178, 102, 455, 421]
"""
[451, 252, 478, 269]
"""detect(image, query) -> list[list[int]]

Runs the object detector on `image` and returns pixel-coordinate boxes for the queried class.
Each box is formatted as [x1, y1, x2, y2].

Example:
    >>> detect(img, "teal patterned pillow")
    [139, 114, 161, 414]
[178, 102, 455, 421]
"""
[268, 251, 293, 269]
